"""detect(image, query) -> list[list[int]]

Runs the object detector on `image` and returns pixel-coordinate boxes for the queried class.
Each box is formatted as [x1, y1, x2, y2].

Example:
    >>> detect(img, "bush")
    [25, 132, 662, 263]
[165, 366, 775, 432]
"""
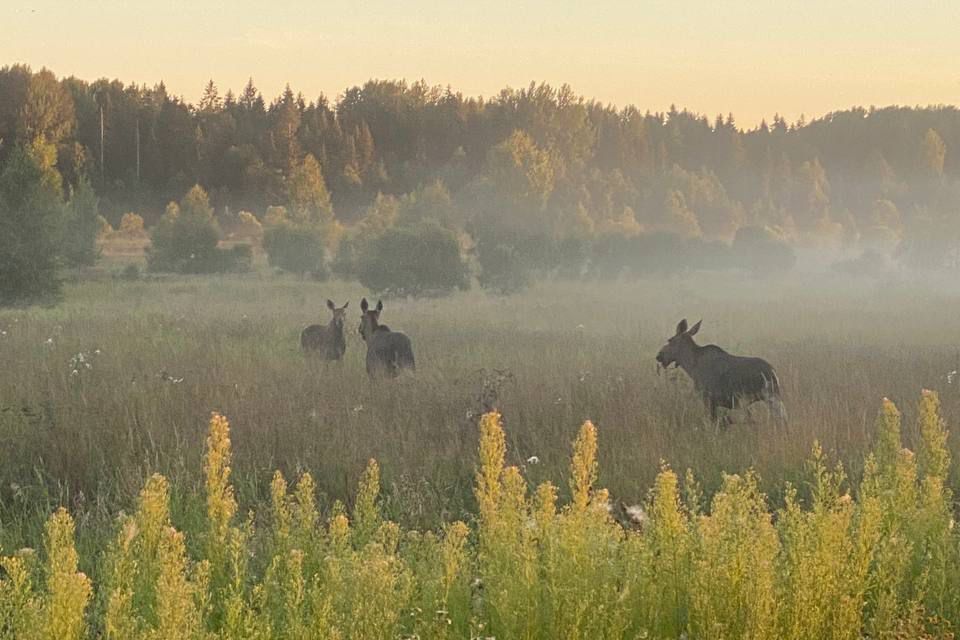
[214, 243, 254, 273]
[220, 210, 263, 242]
[731, 225, 796, 274]
[476, 237, 533, 294]
[148, 186, 232, 274]
[0, 146, 64, 305]
[330, 228, 363, 280]
[117, 212, 146, 238]
[356, 222, 469, 296]
[262, 224, 327, 278]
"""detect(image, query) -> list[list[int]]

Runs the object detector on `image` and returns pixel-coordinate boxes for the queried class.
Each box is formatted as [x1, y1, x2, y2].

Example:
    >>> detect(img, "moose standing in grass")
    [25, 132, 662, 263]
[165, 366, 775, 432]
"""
[301, 300, 348, 360]
[656, 318, 787, 425]
[359, 298, 416, 377]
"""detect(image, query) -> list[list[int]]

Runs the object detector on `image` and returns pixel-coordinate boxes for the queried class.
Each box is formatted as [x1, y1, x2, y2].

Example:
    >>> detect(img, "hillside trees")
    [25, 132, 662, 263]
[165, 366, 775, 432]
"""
[5, 65, 960, 287]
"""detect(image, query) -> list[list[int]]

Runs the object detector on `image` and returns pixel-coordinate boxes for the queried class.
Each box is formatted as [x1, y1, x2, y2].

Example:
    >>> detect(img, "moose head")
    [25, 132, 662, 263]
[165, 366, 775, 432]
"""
[327, 299, 349, 330]
[358, 297, 384, 343]
[656, 318, 702, 370]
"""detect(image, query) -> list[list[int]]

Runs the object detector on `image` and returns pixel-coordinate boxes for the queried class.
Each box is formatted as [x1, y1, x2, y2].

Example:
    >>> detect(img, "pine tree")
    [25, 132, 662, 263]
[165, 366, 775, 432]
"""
[273, 85, 301, 174]
[0, 146, 65, 304]
[199, 80, 222, 113]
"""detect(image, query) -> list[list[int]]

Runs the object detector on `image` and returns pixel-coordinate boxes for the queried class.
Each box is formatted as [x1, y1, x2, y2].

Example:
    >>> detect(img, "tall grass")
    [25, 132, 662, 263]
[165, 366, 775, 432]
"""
[3, 274, 960, 592]
[1, 392, 956, 638]
[3, 274, 960, 533]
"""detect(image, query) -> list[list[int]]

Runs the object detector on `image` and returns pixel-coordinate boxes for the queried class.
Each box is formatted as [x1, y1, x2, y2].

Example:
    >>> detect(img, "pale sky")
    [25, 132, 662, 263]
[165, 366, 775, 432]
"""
[4, 0, 960, 127]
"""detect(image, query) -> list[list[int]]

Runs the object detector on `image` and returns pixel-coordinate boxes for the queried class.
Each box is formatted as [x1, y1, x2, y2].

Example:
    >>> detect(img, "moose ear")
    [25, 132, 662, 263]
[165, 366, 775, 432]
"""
[360, 298, 369, 312]
[326, 299, 335, 310]
[676, 319, 688, 335]
[376, 300, 383, 312]
[688, 319, 702, 336]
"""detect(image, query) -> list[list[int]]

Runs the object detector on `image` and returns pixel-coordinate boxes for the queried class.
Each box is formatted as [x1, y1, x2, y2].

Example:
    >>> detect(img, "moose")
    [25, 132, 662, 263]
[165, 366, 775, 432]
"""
[358, 298, 415, 377]
[656, 318, 787, 425]
[300, 300, 348, 360]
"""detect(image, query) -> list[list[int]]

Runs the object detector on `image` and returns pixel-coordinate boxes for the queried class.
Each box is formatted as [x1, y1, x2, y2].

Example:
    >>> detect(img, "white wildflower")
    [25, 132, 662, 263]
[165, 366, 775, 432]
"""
[625, 504, 648, 527]
[526, 455, 540, 465]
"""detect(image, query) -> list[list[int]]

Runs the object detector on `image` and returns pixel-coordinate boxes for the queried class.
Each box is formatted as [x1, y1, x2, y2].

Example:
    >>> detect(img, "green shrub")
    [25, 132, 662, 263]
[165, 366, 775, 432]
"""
[0, 146, 65, 305]
[476, 237, 533, 294]
[355, 222, 469, 296]
[147, 186, 225, 274]
[262, 224, 328, 278]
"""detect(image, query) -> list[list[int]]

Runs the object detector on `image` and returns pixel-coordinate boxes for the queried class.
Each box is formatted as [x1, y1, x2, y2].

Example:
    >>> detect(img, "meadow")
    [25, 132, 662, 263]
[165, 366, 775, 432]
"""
[2, 267, 960, 637]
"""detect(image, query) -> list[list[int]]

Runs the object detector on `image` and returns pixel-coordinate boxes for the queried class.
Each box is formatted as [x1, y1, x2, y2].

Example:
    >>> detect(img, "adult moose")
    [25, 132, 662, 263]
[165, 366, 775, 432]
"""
[358, 298, 415, 377]
[656, 318, 787, 425]
[300, 300, 348, 360]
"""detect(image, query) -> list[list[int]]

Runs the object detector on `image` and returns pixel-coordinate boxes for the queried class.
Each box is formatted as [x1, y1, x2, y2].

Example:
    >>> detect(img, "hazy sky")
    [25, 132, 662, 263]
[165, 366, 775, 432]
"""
[5, 0, 960, 127]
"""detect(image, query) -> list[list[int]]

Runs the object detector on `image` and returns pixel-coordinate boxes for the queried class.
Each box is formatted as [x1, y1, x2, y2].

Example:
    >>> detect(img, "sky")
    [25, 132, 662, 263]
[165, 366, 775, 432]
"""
[4, 0, 960, 128]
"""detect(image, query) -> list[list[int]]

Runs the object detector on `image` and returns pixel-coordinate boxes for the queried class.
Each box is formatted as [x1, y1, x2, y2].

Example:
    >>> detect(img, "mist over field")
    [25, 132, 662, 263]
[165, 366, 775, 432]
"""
[4, 12, 960, 635]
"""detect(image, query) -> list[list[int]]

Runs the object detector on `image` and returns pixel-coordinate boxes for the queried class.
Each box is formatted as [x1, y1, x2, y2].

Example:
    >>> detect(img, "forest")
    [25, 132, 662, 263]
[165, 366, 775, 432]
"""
[2, 64, 960, 300]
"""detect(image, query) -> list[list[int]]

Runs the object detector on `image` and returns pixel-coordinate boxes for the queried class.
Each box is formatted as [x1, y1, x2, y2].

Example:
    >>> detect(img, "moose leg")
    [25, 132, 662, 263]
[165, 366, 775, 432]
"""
[707, 397, 719, 422]
[767, 396, 788, 427]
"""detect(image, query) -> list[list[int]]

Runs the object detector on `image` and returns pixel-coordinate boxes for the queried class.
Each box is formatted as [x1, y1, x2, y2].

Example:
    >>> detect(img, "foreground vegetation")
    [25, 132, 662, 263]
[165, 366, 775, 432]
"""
[1, 391, 956, 639]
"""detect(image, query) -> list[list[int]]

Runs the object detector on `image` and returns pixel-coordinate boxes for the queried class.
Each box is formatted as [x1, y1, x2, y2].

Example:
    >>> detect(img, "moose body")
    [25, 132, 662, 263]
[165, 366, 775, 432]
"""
[301, 300, 348, 360]
[656, 319, 787, 424]
[359, 298, 415, 377]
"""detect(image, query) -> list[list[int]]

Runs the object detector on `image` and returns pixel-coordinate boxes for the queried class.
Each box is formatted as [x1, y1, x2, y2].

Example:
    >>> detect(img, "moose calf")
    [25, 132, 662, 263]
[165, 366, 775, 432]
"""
[301, 300, 348, 360]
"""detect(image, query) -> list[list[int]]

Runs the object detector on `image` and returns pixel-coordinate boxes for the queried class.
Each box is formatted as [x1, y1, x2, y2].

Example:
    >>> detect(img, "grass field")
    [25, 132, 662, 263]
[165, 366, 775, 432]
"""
[2, 267, 960, 637]
[3, 270, 960, 530]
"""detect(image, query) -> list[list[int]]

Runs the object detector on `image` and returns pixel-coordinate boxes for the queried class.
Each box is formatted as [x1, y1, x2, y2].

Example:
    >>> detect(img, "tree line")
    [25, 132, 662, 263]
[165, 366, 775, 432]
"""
[2, 64, 960, 301]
